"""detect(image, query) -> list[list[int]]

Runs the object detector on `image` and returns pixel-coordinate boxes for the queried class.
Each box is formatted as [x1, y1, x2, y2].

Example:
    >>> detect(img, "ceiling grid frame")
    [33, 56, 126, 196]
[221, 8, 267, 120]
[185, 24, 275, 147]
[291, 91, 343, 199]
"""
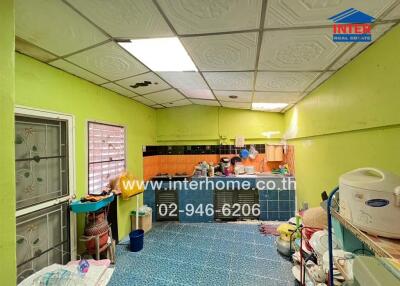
[74, 0, 213, 106]
[282, 0, 400, 112]
[15, 37, 58, 63]
[152, 0, 222, 107]
[103, 70, 160, 99]
[101, 82, 140, 98]
[13, 0, 400, 111]
[251, 0, 268, 108]
[62, 0, 184, 106]
[61, 0, 164, 105]
[116, 72, 172, 95]
[26, 0, 120, 86]
[46, 39, 115, 85]
[50, 58, 109, 85]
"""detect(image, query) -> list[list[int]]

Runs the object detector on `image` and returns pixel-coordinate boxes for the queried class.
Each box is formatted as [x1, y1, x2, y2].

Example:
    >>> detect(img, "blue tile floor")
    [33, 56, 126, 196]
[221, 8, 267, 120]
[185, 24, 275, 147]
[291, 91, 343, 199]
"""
[108, 222, 295, 286]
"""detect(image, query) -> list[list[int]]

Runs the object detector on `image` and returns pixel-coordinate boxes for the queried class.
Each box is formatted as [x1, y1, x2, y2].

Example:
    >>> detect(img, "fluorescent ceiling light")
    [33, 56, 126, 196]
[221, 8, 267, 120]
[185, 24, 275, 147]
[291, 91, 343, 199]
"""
[252, 102, 288, 111]
[118, 37, 197, 72]
[261, 131, 281, 138]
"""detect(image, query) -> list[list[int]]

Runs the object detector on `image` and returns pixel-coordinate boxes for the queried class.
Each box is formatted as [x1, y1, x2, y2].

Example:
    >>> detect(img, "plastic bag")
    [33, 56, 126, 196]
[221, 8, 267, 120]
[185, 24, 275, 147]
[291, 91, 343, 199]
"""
[117, 172, 144, 200]
[32, 269, 85, 286]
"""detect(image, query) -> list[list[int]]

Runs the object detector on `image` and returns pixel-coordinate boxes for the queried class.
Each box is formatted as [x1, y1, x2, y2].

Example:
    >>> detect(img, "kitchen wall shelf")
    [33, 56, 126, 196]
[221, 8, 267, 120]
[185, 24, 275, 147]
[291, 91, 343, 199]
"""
[327, 187, 400, 286]
[331, 209, 400, 260]
[266, 145, 284, 162]
[70, 194, 115, 214]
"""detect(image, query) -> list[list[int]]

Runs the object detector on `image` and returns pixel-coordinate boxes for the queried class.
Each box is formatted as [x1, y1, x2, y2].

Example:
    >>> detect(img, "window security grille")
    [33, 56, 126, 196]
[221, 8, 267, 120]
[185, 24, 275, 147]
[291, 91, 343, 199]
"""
[88, 122, 125, 194]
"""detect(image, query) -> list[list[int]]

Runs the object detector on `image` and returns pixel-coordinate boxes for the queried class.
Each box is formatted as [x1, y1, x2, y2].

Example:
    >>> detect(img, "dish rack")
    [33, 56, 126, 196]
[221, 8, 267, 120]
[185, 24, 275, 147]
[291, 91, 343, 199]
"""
[295, 226, 324, 285]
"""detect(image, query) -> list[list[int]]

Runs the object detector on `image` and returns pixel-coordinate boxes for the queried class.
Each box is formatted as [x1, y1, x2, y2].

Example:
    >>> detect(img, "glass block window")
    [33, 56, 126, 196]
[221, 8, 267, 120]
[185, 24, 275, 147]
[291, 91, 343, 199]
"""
[88, 122, 126, 194]
[15, 116, 68, 210]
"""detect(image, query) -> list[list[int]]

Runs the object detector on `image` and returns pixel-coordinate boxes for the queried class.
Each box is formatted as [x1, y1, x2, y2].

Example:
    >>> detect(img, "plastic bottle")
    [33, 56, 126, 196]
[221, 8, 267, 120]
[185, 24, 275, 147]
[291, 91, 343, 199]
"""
[209, 163, 215, 177]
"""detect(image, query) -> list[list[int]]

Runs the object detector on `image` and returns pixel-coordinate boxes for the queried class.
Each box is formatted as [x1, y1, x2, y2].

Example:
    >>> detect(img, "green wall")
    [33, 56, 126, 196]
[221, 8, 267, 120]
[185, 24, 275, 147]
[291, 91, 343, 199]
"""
[4, 9, 400, 283]
[156, 105, 284, 145]
[0, 0, 16, 284]
[285, 24, 400, 207]
[15, 53, 157, 245]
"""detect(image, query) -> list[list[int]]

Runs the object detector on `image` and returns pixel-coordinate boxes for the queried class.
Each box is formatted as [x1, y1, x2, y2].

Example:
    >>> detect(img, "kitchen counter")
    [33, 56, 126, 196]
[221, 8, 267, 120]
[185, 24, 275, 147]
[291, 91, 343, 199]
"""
[190, 175, 295, 191]
[209, 173, 293, 178]
[144, 175, 296, 223]
[193, 172, 294, 178]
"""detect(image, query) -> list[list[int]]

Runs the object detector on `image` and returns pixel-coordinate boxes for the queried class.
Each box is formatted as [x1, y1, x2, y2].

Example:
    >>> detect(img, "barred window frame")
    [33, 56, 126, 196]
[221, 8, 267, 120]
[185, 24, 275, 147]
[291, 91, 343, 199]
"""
[88, 121, 126, 194]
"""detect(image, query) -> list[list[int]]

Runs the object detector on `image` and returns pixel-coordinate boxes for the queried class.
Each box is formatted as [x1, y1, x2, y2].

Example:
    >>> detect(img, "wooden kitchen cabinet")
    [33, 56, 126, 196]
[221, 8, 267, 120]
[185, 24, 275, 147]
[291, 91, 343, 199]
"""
[266, 145, 284, 162]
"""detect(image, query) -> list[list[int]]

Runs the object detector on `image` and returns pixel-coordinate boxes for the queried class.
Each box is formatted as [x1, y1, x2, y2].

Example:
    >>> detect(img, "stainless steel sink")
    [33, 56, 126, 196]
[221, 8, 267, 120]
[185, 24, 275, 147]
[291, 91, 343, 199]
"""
[234, 173, 284, 178]
[255, 173, 283, 177]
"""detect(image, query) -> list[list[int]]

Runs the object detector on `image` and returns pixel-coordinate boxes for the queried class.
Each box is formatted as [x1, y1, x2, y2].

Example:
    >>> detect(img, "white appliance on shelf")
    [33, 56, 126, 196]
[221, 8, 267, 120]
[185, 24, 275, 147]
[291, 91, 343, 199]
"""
[339, 168, 400, 239]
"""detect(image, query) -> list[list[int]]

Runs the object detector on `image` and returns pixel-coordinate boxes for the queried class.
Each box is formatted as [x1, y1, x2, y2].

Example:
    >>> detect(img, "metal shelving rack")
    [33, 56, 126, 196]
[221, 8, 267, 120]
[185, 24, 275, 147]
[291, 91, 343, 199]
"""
[327, 187, 400, 286]
[298, 226, 323, 286]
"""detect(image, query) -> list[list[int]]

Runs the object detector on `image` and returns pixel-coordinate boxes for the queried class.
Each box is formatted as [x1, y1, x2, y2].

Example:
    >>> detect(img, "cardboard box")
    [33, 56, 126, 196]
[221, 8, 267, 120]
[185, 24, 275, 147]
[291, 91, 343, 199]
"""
[130, 210, 152, 233]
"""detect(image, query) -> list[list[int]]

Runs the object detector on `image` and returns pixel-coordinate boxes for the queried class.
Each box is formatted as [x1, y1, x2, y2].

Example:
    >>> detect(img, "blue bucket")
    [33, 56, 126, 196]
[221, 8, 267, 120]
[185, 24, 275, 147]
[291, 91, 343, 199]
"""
[129, 229, 144, 252]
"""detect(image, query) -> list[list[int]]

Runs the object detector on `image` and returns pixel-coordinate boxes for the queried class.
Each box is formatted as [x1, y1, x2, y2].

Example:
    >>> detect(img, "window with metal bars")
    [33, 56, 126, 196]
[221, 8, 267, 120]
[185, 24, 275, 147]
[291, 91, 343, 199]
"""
[88, 122, 126, 194]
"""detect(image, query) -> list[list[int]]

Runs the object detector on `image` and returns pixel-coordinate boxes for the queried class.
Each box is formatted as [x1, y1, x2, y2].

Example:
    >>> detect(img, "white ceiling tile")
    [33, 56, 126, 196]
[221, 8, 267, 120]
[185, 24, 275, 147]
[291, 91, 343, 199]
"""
[264, 0, 397, 28]
[383, 3, 400, 20]
[259, 28, 349, 71]
[157, 0, 262, 35]
[152, 104, 165, 109]
[253, 92, 301, 103]
[214, 91, 253, 102]
[16, 0, 108, 56]
[158, 72, 209, 89]
[181, 32, 258, 71]
[49, 59, 107, 84]
[66, 0, 173, 38]
[16, 37, 57, 62]
[67, 42, 149, 81]
[331, 23, 394, 70]
[101, 83, 138, 98]
[203, 72, 254, 90]
[179, 89, 215, 99]
[255, 72, 320, 92]
[305, 72, 334, 92]
[132, 96, 156, 106]
[191, 99, 220, 106]
[220, 101, 251, 109]
[162, 99, 192, 107]
[144, 89, 185, 104]
[116, 72, 170, 95]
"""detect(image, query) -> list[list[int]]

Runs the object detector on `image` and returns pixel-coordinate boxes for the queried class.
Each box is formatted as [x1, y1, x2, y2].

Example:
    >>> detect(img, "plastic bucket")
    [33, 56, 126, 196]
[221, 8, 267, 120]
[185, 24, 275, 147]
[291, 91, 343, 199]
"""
[129, 229, 144, 252]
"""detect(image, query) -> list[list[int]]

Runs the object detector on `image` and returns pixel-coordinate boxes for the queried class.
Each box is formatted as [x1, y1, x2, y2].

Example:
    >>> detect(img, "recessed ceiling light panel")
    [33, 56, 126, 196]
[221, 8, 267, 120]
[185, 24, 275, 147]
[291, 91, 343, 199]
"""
[252, 102, 288, 111]
[261, 131, 281, 138]
[118, 37, 197, 72]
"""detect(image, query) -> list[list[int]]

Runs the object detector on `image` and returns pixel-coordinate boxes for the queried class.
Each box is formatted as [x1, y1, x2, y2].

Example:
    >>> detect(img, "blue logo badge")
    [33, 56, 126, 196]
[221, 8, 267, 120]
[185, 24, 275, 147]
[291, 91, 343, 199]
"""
[329, 8, 375, 42]
[366, 199, 390, 207]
